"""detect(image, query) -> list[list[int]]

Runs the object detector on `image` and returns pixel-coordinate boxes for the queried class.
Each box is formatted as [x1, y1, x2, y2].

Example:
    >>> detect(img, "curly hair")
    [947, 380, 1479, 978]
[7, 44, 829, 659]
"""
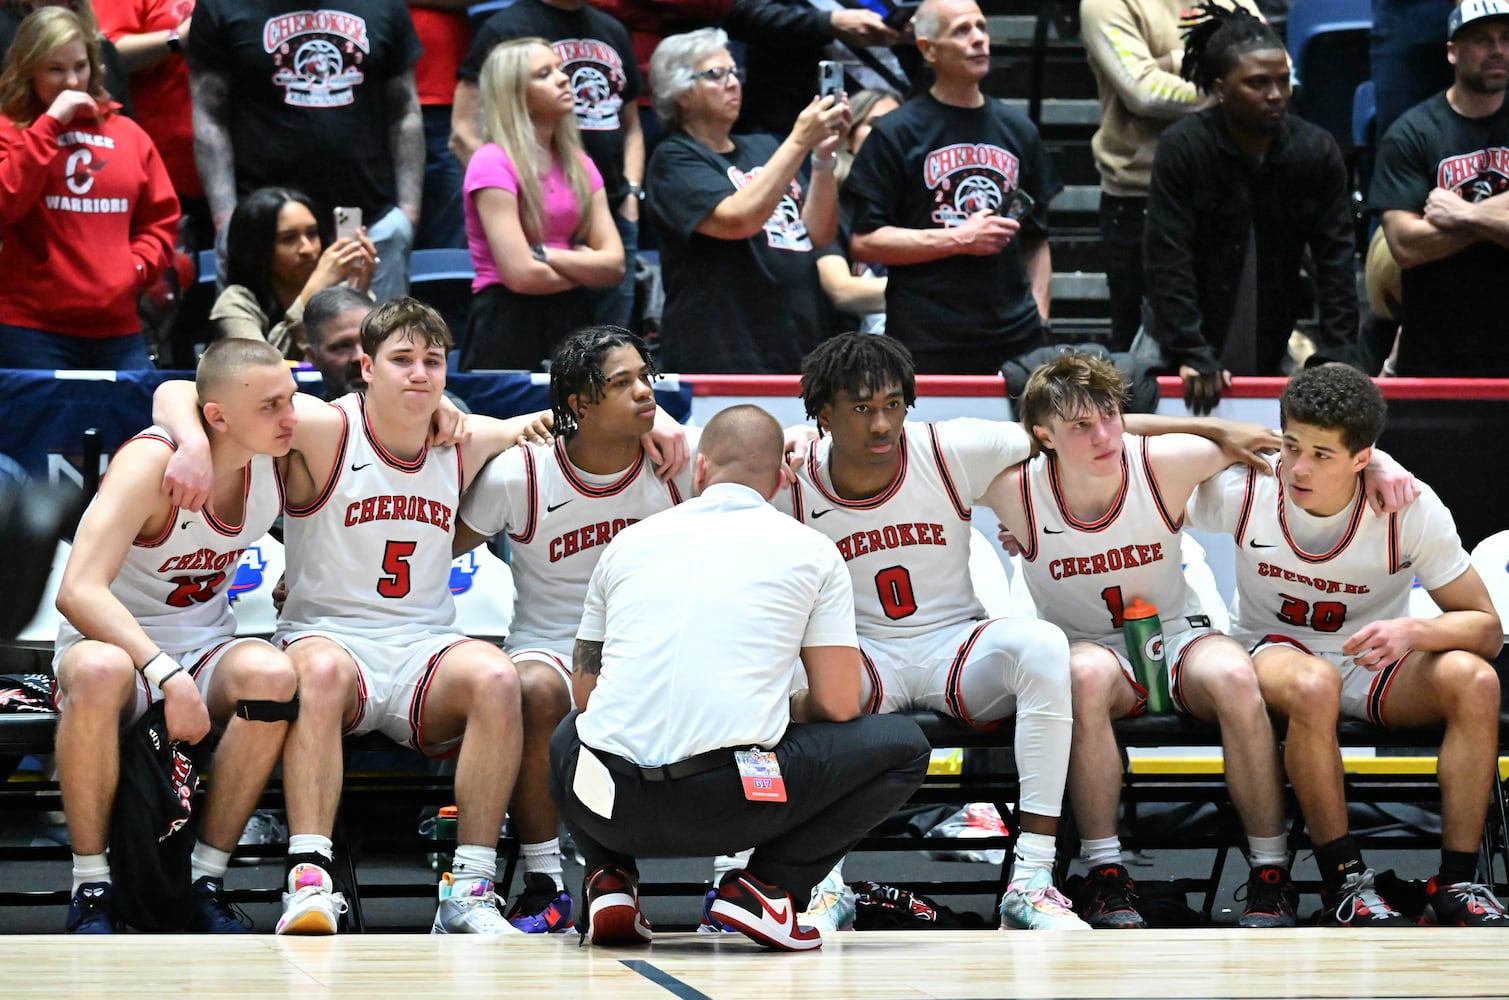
[1180, 3, 1283, 95]
[549, 326, 658, 440]
[1279, 364, 1387, 454]
[800, 333, 917, 422]
[1018, 351, 1128, 448]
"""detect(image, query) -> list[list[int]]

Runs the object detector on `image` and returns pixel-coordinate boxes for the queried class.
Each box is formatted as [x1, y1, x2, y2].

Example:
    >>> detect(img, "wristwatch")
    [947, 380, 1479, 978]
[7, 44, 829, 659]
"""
[529, 243, 548, 264]
[166, 30, 182, 52]
[626, 183, 644, 201]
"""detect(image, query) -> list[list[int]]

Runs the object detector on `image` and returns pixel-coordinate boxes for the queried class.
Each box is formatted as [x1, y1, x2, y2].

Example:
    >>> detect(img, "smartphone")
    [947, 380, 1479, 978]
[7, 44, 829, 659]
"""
[884, 1, 919, 30]
[334, 206, 362, 242]
[1001, 189, 1036, 221]
[817, 60, 843, 99]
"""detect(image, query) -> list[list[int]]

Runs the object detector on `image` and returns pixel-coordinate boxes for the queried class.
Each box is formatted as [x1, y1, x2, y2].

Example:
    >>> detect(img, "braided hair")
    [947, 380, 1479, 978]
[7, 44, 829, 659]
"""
[1180, 3, 1284, 95]
[549, 326, 659, 440]
[800, 332, 917, 422]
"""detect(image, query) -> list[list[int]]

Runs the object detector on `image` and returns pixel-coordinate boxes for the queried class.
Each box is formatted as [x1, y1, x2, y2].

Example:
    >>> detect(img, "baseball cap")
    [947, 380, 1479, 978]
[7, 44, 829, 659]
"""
[1449, 0, 1509, 39]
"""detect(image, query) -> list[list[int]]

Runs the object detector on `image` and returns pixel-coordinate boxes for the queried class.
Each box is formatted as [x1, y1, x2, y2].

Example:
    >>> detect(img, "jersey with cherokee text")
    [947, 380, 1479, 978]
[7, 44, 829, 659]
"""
[1189, 458, 1470, 653]
[460, 432, 696, 653]
[1017, 434, 1203, 640]
[57, 430, 284, 653]
[279, 393, 463, 638]
[778, 418, 1032, 639]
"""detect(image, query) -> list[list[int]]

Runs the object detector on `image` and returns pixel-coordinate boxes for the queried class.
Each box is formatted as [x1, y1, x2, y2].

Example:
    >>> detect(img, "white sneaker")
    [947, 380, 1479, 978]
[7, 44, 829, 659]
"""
[800, 872, 857, 931]
[234, 810, 288, 866]
[999, 869, 1091, 930]
[431, 874, 520, 935]
[276, 863, 347, 936]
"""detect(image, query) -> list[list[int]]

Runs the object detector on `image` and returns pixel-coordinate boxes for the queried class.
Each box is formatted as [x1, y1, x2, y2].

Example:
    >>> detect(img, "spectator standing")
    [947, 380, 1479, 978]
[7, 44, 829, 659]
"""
[817, 86, 898, 334]
[187, 0, 423, 301]
[846, 0, 1061, 375]
[0, 7, 175, 369]
[460, 38, 624, 371]
[645, 27, 846, 373]
[452, 0, 643, 327]
[2, 0, 131, 114]
[409, 0, 471, 250]
[1143, 4, 1361, 414]
[1369, 0, 1509, 378]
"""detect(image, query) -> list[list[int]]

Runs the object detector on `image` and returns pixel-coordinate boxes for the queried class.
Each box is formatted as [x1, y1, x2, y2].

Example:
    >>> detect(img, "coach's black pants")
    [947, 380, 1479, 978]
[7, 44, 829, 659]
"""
[548, 711, 930, 903]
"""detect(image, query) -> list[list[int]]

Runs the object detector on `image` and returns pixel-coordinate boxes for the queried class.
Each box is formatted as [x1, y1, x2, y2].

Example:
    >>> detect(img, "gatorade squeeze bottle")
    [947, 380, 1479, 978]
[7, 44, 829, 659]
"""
[1122, 598, 1171, 713]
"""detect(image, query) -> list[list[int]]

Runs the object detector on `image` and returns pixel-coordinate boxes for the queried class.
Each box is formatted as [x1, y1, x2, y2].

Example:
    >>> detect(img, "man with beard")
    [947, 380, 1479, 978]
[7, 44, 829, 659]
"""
[302, 286, 373, 398]
[1369, 0, 1509, 377]
[1143, 4, 1363, 414]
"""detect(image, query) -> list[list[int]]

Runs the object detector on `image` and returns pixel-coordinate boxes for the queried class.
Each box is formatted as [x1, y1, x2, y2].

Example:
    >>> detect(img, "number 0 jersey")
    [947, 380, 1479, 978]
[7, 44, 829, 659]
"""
[56, 430, 284, 653]
[1189, 458, 1470, 652]
[1016, 434, 1204, 639]
[779, 418, 1031, 639]
[279, 394, 464, 639]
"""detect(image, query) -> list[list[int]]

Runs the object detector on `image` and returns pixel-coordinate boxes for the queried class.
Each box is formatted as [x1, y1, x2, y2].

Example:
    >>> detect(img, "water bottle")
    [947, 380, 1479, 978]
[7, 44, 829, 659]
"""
[1122, 598, 1171, 714]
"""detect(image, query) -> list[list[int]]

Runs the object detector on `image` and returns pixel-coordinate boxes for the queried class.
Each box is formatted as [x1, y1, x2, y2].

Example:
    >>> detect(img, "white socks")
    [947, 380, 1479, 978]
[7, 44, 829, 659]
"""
[71, 853, 109, 893]
[520, 838, 564, 891]
[191, 841, 232, 882]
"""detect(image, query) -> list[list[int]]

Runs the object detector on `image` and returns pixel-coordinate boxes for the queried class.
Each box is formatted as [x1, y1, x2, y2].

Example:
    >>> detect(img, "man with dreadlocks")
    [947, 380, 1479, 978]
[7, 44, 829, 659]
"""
[780, 331, 1277, 930]
[1143, 3, 1364, 414]
[457, 325, 691, 932]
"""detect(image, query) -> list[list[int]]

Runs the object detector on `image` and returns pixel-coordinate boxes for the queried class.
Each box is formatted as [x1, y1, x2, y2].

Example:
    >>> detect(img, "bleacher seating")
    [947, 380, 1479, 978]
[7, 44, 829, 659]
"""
[1286, 0, 1373, 149]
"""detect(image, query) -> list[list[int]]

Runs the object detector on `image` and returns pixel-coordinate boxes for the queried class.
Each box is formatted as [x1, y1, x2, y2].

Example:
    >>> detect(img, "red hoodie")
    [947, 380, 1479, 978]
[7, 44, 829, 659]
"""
[0, 106, 178, 338]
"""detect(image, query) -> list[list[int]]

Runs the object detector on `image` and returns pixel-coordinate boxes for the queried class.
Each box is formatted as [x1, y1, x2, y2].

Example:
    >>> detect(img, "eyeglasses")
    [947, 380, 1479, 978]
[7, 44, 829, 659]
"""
[692, 65, 745, 85]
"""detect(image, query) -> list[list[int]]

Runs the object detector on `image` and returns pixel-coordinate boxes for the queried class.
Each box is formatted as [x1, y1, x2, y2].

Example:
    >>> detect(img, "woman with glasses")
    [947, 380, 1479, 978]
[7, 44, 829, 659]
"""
[461, 36, 625, 372]
[645, 27, 848, 374]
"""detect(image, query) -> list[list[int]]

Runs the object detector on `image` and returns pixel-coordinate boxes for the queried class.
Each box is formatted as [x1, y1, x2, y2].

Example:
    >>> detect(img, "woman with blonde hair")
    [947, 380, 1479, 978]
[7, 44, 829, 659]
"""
[462, 36, 623, 372]
[0, 0, 130, 113]
[0, 6, 175, 368]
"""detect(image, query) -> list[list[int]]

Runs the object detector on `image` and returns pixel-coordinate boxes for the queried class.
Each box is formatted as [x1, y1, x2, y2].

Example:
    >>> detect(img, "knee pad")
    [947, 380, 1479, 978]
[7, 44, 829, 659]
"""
[235, 696, 299, 723]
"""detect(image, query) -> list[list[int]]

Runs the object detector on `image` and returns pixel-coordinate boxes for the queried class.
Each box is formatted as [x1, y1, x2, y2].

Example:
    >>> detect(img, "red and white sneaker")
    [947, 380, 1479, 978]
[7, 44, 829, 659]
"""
[708, 870, 823, 951]
[584, 866, 652, 946]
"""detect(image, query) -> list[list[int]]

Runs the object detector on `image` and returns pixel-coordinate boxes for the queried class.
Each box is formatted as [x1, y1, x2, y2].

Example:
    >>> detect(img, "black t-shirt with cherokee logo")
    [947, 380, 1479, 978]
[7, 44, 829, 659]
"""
[844, 91, 1062, 364]
[1370, 92, 1509, 377]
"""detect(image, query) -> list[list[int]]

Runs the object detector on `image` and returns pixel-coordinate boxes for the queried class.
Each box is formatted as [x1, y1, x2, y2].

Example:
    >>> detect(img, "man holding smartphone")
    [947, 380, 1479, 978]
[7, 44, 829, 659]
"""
[846, 0, 1060, 375]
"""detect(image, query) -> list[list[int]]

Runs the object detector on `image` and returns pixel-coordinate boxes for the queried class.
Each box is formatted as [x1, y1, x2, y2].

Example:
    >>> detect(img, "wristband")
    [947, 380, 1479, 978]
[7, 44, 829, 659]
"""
[143, 652, 185, 688]
[529, 243, 548, 264]
[811, 154, 836, 171]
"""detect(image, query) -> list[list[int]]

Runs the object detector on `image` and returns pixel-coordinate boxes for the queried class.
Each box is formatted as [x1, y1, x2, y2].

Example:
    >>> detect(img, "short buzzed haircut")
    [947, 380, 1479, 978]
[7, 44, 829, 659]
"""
[196, 338, 286, 401]
[698, 404, 785, 489]
[1018, 351, 1128, 446]
[304, 286, 373, 350]
[1280, 364, 1387, 454]
[360, 296, 454, 357]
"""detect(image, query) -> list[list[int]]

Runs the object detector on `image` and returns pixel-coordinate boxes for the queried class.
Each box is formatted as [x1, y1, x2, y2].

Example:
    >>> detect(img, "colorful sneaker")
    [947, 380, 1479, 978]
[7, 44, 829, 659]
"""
[432, 874, 518, 934]
[698, 889, 737, 933]
[1074, 864, 1146, 929]
[1322, 868, 1414, 927]
[1000, 869, 1092, 930]
[800, 872, 857, 932]
[1421, 879, 1509, 926]
[709, 870, 822, 951]
[189, 875, 250, 933]
[585, 865, 653, 946]
[505, 871, 574, 933]
[1237, 865, 1298, 928]
[65, 882, 114, 934]
[276, 862, 347, 936]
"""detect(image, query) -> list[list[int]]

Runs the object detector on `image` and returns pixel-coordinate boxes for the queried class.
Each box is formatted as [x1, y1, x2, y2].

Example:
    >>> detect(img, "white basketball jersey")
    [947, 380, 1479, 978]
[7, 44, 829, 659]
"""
[780, 418, 1031, 639]
[1017, 434, 1204, 639]
[57, 431, 284, 653]
[279, 394, 463, 637]
[460, 435, 695, 652]
[1190, 459, 1470, 653]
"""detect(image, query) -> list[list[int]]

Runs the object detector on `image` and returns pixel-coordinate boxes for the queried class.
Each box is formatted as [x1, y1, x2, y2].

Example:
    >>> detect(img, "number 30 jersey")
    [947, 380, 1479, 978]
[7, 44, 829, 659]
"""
[1189, 459, 1470, 653]
[279, 394, 463, 639]
[1016, 434, 1202, 639]
[779, 418, 1031, 639]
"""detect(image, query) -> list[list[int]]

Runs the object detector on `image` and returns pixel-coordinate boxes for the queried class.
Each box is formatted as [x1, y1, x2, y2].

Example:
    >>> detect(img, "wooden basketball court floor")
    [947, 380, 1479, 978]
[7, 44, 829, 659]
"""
[8, 929, 1508, 999]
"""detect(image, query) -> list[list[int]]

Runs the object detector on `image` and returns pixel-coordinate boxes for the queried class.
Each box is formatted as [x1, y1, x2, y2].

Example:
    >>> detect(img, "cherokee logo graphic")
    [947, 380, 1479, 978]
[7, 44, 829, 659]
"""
[264, 10, 370, 108]
[727, 165, 810, 251]
[923, 142, 1020, 227]
[1436, 147, 1509, 202]
[554, 38, 626, 132]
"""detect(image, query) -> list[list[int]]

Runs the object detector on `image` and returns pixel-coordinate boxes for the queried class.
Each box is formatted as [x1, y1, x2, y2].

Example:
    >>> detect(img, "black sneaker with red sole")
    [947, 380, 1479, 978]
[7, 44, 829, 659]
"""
[1321, 868, 1414, 927]
[1421, 879, 1509, 926]
[1238, 865, 1298, 928]
[584, 866, 652, 946]
[1074, 864, 1146, 929]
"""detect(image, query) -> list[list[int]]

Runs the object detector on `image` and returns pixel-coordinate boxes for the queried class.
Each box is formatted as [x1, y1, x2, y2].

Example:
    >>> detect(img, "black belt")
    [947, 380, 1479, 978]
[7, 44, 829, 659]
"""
[592, 746, 738, 783]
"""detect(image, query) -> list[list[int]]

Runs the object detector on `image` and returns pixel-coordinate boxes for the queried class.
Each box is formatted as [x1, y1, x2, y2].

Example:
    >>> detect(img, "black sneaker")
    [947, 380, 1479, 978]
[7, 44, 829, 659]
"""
[190, 875, 250, 933]
[1075, 864, 1146, 928]
[65, 882, 115, 934]
[1322, 868, 1414, 926]
[1422, 879, 1509, 926]
[1237, 865, 1298, 928]
[708, 870, 822, 951]
[506, 871, 574, 933]
[584, 866, 652, 946]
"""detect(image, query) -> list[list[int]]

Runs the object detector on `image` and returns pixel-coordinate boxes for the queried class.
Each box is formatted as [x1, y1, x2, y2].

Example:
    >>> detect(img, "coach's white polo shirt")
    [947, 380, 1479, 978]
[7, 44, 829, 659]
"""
[575, 482, 858, 768]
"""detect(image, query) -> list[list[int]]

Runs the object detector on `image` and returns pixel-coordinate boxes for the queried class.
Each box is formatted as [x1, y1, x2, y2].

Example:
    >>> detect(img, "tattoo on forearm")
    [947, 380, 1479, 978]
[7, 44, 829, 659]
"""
[573, 639, 603, 677]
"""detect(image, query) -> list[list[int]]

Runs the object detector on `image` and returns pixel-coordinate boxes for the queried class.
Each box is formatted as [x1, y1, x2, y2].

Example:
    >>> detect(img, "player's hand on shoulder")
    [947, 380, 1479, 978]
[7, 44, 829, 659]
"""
[1363, 449, 1420, 516]
[783, 424, 819, 482]
[1208, 417, 1279, 473]
[161, 672, 212, 744]
[429, 399, 472, 448]
[516, 410, 554, 448]
[996, 522, 1024, 557]
[1341, 618, 1416, 672]
[162, 436, 213, 512]
[643, 407, 689, 481]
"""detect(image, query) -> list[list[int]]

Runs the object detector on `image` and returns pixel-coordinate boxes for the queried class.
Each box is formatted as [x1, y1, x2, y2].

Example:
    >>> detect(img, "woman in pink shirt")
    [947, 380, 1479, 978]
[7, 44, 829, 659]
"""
[462, 36, 624, 372]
